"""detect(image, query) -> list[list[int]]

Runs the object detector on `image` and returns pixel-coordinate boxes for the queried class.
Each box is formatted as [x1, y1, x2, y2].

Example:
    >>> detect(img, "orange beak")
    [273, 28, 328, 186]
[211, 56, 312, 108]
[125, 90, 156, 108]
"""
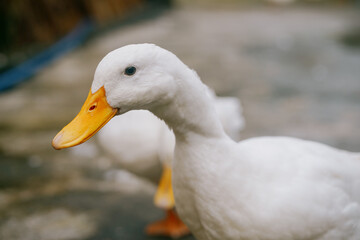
[52, 87, 118, 150]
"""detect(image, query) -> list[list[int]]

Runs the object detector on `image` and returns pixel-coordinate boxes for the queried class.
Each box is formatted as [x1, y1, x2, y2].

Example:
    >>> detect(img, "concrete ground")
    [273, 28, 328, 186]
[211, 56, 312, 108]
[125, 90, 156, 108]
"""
[0, 1, 359, 240]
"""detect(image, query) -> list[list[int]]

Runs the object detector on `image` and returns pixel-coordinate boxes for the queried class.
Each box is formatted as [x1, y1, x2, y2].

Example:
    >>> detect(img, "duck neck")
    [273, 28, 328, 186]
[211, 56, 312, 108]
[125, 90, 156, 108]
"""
[152, 69, 226, 141]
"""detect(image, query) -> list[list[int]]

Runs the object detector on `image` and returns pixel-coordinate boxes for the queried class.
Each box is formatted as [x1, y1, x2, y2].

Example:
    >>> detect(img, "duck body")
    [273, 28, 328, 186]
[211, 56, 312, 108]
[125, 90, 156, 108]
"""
[53, 44, 360, 240]
[173, 135, 360, 240]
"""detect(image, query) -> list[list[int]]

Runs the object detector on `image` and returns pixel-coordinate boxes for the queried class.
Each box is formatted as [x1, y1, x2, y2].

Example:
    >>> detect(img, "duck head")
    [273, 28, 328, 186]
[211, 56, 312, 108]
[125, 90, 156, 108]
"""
[52, 43, 182, 150]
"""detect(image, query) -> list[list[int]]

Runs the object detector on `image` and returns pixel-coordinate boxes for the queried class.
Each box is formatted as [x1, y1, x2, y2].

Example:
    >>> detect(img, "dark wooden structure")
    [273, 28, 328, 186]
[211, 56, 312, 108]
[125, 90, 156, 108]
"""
[0, 0, 147, 71]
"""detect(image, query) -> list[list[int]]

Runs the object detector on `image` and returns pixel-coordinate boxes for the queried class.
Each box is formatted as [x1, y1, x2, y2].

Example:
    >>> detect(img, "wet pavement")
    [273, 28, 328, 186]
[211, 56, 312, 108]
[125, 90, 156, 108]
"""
[0, 2, 359, 240]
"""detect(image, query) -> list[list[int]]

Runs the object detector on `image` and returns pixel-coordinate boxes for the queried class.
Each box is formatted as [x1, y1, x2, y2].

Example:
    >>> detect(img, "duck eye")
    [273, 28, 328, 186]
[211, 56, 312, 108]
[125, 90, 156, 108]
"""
[124, 66, 136, 76]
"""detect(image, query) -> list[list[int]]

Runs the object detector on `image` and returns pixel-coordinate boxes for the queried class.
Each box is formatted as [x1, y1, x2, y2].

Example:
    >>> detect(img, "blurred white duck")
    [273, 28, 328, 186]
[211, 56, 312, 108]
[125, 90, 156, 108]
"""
[53, 44, 360, 240]
[96, 89, 244, 238]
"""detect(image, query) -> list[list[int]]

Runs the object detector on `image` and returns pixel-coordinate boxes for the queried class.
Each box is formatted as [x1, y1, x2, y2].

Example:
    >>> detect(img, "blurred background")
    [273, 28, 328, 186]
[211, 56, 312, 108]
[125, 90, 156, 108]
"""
[0, 0, 359, 239]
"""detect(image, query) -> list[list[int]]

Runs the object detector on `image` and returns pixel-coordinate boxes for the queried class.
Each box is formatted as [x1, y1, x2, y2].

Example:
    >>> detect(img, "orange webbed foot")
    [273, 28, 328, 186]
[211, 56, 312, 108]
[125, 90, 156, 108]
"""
[146, 209, 190, 239]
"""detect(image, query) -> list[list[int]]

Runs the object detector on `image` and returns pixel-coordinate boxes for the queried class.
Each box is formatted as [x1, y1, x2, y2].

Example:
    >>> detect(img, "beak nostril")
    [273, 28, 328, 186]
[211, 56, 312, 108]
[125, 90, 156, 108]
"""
[89, 105, 97, 111]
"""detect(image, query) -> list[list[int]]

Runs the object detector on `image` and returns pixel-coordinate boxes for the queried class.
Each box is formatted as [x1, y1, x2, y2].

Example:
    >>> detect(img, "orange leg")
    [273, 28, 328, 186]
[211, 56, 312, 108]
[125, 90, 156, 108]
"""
[146, 208, 190, 239]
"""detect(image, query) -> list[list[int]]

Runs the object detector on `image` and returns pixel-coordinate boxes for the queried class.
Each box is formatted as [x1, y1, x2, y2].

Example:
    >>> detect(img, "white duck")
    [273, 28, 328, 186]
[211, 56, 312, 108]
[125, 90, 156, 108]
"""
[96, 89, 244, 238]
[53, 44, 360, 240]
